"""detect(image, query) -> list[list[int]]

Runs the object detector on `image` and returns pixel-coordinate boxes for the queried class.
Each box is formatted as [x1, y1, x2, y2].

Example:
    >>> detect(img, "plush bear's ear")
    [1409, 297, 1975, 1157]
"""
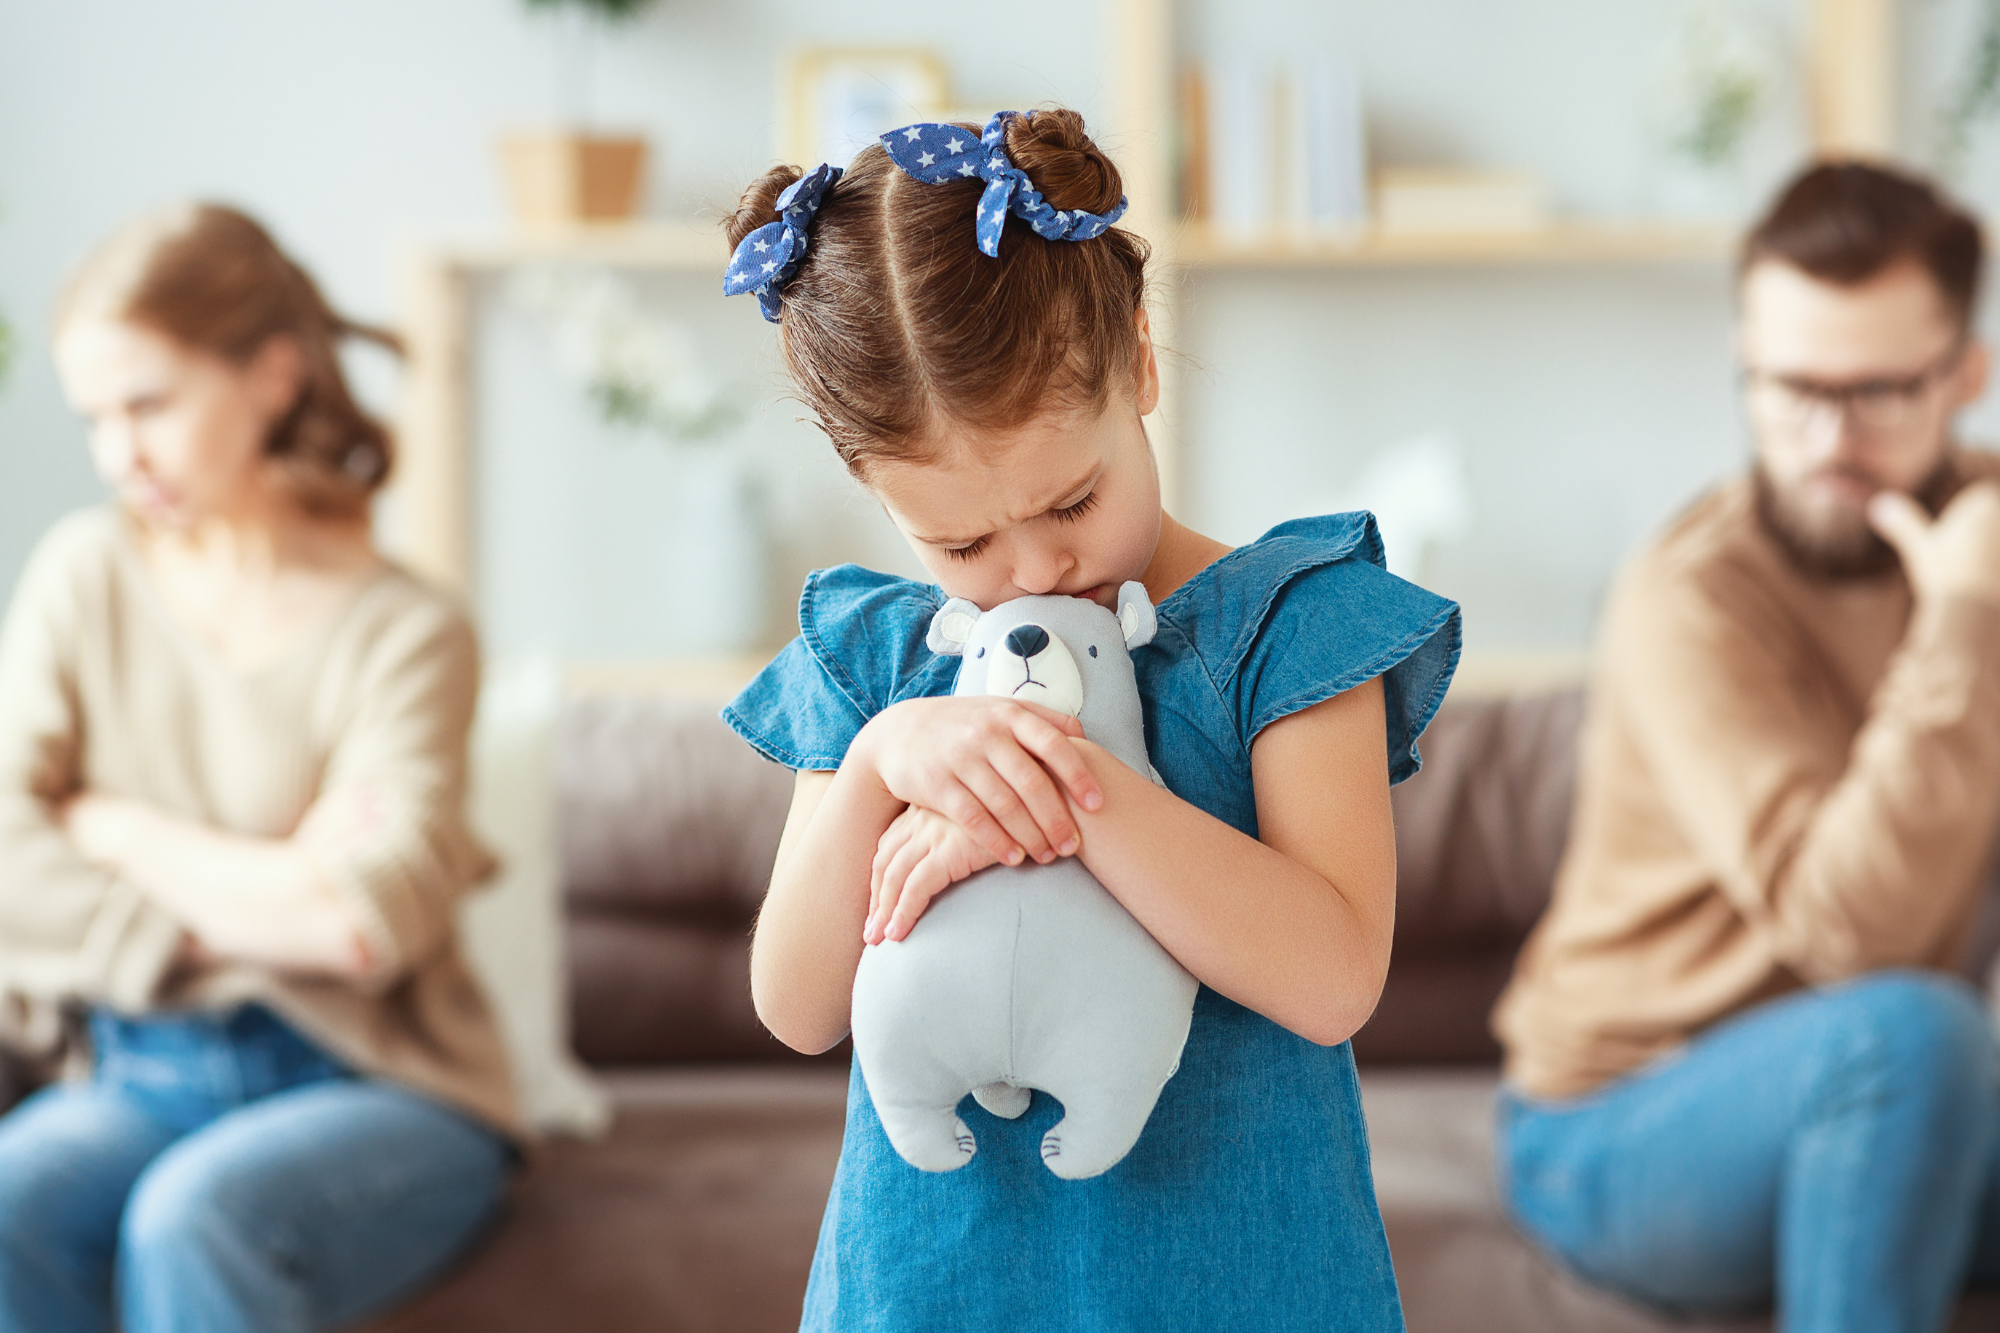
[926, 598, 983, 656]
[1117, 581, 1157, 649]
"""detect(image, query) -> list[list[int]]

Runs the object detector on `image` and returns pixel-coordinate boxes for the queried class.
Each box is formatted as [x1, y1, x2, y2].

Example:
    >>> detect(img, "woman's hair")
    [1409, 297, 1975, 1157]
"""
[725, 108, 1150, 476]
[57, 202, 400, 519]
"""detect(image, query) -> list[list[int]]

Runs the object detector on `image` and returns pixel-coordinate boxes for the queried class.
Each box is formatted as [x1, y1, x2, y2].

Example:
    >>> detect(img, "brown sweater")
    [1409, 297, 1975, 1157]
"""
[0, 509, 519, 1136]
[1495, 454, 2000, 1099]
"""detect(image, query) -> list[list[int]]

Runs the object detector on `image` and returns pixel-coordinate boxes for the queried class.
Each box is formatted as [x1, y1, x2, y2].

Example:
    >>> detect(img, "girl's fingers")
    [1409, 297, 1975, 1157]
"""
[939, 776, 1027, 869]
[884, 853, 951, 942]
[1009, 700, 1087, 738]
[960, 762, 1053, 864]
[869, 820, 914, 932]
[1009, 713, 1102, 812]
[986, 746, 1079, 858]
[870, 834, 933, 943]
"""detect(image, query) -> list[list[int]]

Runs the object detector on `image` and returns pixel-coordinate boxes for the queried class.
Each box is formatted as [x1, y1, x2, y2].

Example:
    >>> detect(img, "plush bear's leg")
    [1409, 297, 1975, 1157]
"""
[872, 1100, 978, 1173]
[1036, 1085, 1164, 1181]
[971, 1081, 1032, 1120]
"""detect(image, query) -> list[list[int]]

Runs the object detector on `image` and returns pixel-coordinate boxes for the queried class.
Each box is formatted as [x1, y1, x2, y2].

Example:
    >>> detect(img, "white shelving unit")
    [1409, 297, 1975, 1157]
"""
[388, 0, 1895, 594]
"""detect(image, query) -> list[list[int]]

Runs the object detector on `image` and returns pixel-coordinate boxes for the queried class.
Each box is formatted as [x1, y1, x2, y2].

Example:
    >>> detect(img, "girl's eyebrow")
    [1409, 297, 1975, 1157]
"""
[915, 466, 1103, 546]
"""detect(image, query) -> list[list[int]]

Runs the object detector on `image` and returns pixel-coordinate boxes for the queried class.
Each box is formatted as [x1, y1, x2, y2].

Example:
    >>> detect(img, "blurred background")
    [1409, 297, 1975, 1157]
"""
[5, 0, 2000, 666]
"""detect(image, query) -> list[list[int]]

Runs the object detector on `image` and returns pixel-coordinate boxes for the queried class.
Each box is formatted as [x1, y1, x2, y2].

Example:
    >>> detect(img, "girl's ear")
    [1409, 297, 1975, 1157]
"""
[1117, 581, 1157, 648]
[1132, 309, 1160, 416]
[927, 598, 984, 655]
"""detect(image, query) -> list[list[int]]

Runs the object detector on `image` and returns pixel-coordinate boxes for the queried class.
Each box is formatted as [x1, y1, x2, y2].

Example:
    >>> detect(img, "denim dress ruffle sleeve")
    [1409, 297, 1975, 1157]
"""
[724, 514, 1460, 1333]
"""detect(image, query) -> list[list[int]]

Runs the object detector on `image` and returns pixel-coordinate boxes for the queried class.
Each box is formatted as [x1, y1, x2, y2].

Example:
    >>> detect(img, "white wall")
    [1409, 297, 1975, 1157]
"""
[5, 0, 2000, 656]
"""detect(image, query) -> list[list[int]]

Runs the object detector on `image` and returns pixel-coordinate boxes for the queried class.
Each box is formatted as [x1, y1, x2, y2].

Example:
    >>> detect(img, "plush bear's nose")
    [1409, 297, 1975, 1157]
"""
[1004, 625, 1050, 659]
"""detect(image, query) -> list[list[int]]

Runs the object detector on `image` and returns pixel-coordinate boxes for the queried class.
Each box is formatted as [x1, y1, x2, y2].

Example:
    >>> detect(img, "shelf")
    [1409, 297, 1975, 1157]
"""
[1175, 221, 1737, 269]
[415, 221, 728, 271]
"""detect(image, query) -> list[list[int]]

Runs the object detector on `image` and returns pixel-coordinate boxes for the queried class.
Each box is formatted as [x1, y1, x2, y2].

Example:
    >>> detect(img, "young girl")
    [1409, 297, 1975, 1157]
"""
[721, 109, 1459, 1330]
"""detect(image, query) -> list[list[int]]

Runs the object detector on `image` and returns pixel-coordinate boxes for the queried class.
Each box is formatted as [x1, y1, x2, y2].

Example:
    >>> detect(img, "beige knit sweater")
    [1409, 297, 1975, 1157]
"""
[0, 508, 519, 1137]
[1495, 453, 2000, 1100]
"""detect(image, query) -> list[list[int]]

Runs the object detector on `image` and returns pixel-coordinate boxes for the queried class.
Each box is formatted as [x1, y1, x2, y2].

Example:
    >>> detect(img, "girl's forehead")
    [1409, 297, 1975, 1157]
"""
[869, 409, 1114, 538]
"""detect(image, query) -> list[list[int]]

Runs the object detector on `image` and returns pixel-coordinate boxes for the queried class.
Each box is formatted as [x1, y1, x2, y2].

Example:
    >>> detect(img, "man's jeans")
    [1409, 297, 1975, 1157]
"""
[0, 1005, 510, 1333]
[1499, 971, 2000, 1333]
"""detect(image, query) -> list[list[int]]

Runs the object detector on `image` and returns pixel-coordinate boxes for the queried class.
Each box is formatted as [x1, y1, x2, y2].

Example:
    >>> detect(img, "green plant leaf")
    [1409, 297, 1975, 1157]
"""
[1940, 0, 2000, 178]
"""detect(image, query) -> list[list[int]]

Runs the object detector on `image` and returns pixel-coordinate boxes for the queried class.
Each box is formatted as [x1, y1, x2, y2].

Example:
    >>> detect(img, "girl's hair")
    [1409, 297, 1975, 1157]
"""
[725, 108, 1149, 476]
[57, 202, 400, 520]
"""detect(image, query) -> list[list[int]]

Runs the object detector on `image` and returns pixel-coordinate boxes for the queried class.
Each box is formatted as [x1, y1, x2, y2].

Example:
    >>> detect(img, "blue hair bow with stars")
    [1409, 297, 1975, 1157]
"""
[723, 162, 843, 323]
[880, 111, 1129, 257]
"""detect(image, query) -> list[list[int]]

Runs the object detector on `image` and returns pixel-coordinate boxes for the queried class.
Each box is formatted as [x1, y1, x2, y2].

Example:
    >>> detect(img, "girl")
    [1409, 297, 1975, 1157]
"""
[721, 109, 1459, 1330]
[0, 203, 515, 1332]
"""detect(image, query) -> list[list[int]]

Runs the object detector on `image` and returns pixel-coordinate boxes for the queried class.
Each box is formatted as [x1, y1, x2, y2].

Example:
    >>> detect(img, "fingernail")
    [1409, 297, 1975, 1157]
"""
[1059, 838, 1079, 856]
[1084, 791, 1102, 811]
[1007, 848, 1025, 866]
[1037, 850, 1055, 864]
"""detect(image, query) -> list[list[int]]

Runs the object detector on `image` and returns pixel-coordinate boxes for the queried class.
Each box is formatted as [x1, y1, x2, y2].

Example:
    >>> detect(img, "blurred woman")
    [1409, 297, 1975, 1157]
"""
[0, 202, 516, 1333]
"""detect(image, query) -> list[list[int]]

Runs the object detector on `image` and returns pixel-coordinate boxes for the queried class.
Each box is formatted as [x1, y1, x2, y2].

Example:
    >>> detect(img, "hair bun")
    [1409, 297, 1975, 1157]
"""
[727, 164, 806, 250]
[1004, 109, 1124, 217]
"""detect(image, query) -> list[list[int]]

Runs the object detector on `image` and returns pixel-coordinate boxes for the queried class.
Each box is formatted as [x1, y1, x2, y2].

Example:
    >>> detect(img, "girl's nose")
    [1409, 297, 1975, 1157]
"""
[1011, 545, 1072, 596]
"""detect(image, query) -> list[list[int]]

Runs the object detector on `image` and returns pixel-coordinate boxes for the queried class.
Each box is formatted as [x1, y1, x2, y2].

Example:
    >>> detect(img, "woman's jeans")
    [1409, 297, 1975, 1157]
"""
[1499, 971, 2000, 1333]
[0, 1005, 511, 1333]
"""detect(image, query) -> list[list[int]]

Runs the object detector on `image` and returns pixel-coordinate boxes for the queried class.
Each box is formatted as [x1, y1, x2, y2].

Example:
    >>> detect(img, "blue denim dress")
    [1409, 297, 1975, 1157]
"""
[725, 514, 1460, 1332]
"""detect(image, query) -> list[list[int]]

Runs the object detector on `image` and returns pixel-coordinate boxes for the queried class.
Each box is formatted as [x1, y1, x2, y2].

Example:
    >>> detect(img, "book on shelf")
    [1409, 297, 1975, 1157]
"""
[1182, 57, 1369, 240]
[1373, 170, 1549, 235]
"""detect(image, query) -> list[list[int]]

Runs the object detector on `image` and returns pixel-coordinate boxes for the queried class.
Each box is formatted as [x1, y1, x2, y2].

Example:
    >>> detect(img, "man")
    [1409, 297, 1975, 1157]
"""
[1494, 161, 2000, 1332]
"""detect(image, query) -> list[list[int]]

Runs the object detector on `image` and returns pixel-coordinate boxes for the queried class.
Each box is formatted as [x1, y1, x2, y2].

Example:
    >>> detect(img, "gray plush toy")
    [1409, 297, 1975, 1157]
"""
[850, 582, 1199, 1180]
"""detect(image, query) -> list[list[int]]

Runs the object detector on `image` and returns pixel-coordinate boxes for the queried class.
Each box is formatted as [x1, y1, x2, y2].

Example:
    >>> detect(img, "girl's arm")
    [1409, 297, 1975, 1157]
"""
[1066, 676, 1396, 1046]
[871, 676, 1397, 1047]
[62, 795, 371, 975]
[750, 766, 894, 1054]
[750, 694, 1103, 1054]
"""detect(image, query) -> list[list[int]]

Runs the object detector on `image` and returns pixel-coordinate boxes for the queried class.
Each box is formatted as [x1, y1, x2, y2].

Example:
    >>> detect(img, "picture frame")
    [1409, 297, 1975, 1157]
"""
[782, 48, 951, 170]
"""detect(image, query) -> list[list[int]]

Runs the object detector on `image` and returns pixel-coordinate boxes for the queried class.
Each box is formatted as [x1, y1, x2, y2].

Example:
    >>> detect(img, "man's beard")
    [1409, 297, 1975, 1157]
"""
[1753, 454, 1959, 580]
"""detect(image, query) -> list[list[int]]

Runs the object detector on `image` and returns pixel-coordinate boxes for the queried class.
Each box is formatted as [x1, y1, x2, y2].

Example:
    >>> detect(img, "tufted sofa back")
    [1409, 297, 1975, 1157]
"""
[557, 689, 1588, 1067]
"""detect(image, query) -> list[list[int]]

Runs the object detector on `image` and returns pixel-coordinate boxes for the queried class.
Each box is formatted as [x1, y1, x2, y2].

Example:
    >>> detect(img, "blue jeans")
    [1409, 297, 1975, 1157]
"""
[1498, 971, 2000, 1333]
[0, 1005, 511, 1333]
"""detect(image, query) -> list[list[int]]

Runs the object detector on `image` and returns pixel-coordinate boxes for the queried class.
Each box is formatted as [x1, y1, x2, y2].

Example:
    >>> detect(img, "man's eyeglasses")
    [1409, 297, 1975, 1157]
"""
[1742, 341, 1967, 435]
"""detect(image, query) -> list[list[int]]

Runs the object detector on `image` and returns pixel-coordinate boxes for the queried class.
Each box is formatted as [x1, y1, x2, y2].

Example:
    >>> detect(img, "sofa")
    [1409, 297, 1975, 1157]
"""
[366, 684, 2000, 1333]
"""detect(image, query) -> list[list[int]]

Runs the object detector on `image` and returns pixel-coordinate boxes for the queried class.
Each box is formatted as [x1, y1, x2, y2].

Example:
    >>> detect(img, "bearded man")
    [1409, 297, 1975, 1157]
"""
[1494, 161, 2000, 1332]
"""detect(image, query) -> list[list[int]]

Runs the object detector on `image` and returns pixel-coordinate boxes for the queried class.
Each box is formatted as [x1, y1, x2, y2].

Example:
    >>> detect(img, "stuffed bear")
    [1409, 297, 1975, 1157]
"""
[849, 582, 1199, 1180]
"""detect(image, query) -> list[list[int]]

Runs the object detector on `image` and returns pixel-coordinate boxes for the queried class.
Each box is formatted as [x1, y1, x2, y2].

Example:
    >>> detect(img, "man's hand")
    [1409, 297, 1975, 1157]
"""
[1869, 481, 2000, 604]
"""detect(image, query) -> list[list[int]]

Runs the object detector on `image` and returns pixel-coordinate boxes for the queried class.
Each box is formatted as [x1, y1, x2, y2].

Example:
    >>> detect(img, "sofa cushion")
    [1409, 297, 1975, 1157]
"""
[360, 1069, 848, 1333]
[559, 696, 794, 921]
[368, 1066, 2000, 1333]
[1357, 688, 1583, 1064]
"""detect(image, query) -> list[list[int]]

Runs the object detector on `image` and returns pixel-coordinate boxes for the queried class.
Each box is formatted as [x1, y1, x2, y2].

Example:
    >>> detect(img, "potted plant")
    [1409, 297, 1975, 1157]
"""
[503, 0, 660, 226]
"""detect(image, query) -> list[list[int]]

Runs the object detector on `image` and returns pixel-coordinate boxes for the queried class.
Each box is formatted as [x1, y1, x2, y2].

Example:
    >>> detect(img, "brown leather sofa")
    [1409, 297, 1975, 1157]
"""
[369, 687, 2000, 1333]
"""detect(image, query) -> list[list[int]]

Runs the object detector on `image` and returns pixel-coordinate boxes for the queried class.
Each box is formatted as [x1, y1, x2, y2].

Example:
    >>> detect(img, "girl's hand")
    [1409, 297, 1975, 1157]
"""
[867, 805, 1002, 944]
[849, 696, 1102, 870]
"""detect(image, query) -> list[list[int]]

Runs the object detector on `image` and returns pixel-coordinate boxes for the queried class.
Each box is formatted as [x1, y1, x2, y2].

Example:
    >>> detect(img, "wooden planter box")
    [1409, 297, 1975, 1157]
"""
[499, 133, 648, 225]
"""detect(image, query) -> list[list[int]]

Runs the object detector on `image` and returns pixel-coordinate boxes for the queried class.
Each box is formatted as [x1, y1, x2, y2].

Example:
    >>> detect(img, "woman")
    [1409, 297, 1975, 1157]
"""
[0, 202, 517, 1333]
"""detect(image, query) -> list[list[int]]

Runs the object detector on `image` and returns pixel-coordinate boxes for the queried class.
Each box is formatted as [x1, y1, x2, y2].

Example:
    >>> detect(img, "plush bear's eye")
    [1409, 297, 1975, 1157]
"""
[976, 647, 985, 659]
[1089, 645, 1098, 658]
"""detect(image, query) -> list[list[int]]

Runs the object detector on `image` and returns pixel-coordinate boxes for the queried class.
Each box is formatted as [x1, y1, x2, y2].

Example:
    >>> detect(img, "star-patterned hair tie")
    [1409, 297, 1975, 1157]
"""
[880, 111, 1129, 258]
[723, 162, 843, 323]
